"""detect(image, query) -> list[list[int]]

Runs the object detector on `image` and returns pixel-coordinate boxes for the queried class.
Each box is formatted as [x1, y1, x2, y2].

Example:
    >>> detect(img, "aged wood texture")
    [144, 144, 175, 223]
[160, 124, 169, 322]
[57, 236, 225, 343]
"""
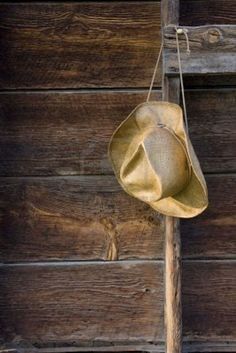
[186, 89, 236, 174]
[0, 2, 161, 89]
[1, 89, 234, 177]
[162, 1, 182, 352]
[0, 174, 235, 262]
[184, 75, 236, 88]
[182, 174, 236, 259]
[165, 216, 181, 353]
[164, 25, 236, 75]
[3, 341, 236, 352]
[2, 342, 236, 353]
[0, 176, 164, 262]
[0, 91, 160, 176]
[22, 346, 164, 353]
[0, 261, 235, 347]
[0, 261, 164, 346]
[182, 261, 236, 341]
[180, 0, 236, 26]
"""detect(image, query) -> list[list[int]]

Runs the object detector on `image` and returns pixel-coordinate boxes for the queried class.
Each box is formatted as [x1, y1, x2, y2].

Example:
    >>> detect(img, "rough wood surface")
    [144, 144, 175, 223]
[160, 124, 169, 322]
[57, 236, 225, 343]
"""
[164, 25, 236, 75]
[162, 1, 182, 351]
[0, 176, 164, 262]
[2, 342, 236, 353]
[165, 216, 182, 353]
[0, 89, 235, 176]
[0, 2, 161, 89]
[181, 174, 236, 259]
[182, 261, 236, 341]
[0, 261, 235, 347]
[0, 261, 164, 346]
[0, 91, 160, 176]
[184, 75, 236, 88]
[180, 0, 236, 26]
[185, 89, 236, 174]
[0, 175, 235, 262]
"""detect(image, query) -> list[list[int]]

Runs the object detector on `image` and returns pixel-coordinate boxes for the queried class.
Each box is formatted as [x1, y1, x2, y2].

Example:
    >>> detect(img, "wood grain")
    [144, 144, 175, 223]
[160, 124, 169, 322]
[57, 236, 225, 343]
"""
[164, 25, 236, 76]
[0, 2, 161, 89]
[182, 174, 236, 259]
[184, 75, 236, 88]
[0, 261, 164, 346]
[162, 0, 182, 347]
[180, 0, 236, 26]
[0, 261, 235, 347]
[0, 89, 235, 176]
[165, 216, 182, 353]
[186, 89, 236, 174]
[0, 176, 164, 262]
[182, 261, 236, 341]
[0, 174, 235, 262]
[0, 91, 161, 176]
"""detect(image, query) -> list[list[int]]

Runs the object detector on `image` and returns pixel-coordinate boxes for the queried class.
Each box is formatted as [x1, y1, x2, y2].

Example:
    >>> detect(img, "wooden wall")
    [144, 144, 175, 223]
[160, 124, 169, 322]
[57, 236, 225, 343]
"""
[0, 1, 235, 352]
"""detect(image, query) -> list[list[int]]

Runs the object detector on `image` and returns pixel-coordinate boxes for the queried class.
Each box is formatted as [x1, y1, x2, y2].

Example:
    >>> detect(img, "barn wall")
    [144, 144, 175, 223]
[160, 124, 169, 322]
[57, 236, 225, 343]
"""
[0, 1, 235, 352]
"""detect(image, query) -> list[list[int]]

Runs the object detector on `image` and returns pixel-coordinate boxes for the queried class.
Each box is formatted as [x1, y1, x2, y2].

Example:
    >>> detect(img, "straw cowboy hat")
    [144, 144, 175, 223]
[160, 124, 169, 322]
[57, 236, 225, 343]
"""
[108, 101, 208, 218]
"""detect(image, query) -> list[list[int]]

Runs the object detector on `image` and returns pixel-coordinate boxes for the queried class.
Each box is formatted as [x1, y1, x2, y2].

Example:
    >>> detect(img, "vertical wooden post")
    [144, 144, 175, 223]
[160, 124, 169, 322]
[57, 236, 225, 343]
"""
[161, 1, 182, 353]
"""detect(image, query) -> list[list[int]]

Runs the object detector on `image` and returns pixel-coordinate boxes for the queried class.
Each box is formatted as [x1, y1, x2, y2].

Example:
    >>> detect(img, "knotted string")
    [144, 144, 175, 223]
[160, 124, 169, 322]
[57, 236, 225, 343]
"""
[146, 27, 191, 133]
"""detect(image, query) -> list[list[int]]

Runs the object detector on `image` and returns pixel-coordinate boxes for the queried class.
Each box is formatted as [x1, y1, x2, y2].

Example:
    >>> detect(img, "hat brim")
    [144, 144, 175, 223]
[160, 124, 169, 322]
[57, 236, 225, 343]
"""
[108, 101, 208, 218]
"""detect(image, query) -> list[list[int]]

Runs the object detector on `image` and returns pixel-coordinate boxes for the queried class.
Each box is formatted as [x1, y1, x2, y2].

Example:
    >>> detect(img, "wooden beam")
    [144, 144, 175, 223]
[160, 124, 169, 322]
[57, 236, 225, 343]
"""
[161, 1, 182, 353]
[164, 25, 236, 75]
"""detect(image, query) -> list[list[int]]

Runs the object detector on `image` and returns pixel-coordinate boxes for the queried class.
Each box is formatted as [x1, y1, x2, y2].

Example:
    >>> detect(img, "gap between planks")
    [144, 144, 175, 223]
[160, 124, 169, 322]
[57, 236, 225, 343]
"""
[0, 87, 235, 94]
[1, 259, 236, 267]
[0, 171, 236, 180]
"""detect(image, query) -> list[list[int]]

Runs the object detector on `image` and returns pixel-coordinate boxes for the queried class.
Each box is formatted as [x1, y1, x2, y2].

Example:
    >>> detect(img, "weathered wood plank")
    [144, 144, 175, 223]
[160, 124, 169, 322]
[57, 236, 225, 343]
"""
[162, 1, 182, 350]
[0, 89, 235, 176]
[184, 75, 236, 88]
[182, 174, 236, 259]
[182, 261, 236, 341]
[2, 341, 236, 351]
[0, 91, 161, 176]
[2, 342, 236, 353]
[0, 2, 161, 89]
[0, 176, 164, 262]
[0, 261, 235, 347]
[0, 262, 164, 346]
[164, 25, 236, 75]
[26, 346, 163, 353]
[0, 174, 235, 262]
[186, 89, 236, 174]
[180, 0, 236, 26]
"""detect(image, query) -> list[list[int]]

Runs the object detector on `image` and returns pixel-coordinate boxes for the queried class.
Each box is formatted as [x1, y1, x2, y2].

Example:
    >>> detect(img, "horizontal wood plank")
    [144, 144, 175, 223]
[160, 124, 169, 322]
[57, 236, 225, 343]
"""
[0, 91, 161, 176]
[184, 75, 236, 88]
[164, 25, 236, 76]
[0, 173, 235, 262]
[0, 2, 161, 89]
[185, 89, 236, 174]
[180, 0, 236, 26]
[182, 174, 236, 259]
[0, 176, 164, 262]
[0, 261, 235, 347]
[0, 89, 235, 176]
[0, 261, 164, 346]
[182, 261, 236, 341]
[1, 342, 236, 353]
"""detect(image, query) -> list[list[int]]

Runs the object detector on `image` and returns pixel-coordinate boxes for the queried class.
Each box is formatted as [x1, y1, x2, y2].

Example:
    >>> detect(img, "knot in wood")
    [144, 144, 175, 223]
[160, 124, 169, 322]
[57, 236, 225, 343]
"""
[206, 28, 222, 44]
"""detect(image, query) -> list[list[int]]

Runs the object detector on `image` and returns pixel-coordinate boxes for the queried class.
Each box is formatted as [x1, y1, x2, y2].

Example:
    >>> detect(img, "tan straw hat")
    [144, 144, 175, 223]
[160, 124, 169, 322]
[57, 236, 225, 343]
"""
[108, 101, 208, 218]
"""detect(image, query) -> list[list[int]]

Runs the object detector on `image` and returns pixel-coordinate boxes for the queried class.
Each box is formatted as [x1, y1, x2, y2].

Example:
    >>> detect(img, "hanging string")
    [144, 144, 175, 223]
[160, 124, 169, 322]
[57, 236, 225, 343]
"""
[175, 27, 190, 133]
[146, 27, 191, 133]
[146, 41, 163, 102]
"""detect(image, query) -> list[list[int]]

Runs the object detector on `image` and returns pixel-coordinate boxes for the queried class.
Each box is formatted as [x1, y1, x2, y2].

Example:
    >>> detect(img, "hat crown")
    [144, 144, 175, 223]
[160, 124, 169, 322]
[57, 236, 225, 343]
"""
[120, 126, 191, 203]
[108, 101, 208, 218]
